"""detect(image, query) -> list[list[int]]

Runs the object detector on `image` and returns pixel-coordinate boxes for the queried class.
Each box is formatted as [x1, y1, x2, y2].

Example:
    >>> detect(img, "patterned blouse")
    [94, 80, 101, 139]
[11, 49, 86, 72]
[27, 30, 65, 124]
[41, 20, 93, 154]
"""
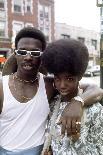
[48, 96, 103, 155]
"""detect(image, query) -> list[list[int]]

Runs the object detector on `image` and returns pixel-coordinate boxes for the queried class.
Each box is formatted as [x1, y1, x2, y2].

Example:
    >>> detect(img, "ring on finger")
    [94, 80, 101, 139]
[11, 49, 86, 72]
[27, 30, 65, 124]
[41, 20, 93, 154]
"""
[76, 121, 81, 125]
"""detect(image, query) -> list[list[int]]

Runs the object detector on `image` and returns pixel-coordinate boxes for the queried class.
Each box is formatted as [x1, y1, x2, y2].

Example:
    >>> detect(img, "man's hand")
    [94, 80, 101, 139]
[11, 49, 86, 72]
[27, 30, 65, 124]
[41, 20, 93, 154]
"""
[43, 149, 53, 155]
[58, 100, 83, 138]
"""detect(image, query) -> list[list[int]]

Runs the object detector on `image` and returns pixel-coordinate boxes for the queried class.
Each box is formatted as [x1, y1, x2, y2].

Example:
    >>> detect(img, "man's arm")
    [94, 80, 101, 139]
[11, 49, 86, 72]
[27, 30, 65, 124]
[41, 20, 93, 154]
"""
[45, 79, 103, 137]
[80, 83, 103, 105]
[59, 83, 103, 137]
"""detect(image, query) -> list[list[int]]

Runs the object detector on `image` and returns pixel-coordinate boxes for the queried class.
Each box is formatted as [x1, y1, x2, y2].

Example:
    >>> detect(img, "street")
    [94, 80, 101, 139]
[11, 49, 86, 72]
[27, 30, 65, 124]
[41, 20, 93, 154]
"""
[81, 75, 100, 87]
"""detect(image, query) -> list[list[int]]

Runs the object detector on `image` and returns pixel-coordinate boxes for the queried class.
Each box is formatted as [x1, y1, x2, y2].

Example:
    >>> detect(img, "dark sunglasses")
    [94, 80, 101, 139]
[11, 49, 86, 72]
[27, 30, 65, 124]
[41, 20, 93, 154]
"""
[14, 49, 43, 57]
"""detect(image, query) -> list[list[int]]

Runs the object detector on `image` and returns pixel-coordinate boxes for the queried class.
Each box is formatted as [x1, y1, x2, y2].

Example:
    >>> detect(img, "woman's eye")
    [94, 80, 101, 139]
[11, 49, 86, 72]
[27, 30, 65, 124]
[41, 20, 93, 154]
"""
[67, 77, 74, 81]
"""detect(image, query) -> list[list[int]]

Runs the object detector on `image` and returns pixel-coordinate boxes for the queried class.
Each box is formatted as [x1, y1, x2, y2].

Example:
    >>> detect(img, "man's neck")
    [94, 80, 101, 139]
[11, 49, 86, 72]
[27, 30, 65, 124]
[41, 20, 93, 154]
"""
[15, 71, 39, 83]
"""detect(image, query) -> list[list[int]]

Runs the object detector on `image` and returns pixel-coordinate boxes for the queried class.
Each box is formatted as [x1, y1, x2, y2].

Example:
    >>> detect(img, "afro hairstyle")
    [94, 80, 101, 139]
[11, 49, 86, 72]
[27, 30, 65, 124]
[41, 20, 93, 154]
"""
[42, 39, 89, 77]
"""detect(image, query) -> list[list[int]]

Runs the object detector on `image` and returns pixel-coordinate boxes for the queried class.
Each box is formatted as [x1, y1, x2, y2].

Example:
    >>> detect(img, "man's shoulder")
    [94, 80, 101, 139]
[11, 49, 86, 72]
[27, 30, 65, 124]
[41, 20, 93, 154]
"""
[43, 74, 54, 83]
[43, 74, 58, 102]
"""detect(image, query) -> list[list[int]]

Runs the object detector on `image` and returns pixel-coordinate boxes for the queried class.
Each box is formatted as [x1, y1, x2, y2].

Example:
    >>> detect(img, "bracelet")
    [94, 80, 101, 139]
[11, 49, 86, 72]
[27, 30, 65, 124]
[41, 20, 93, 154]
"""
[73, 96, 84, 107]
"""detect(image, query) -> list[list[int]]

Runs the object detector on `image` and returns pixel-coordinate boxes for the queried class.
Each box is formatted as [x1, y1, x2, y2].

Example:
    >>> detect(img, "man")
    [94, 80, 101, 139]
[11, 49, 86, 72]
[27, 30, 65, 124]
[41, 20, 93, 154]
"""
[0, 27, 103, 155]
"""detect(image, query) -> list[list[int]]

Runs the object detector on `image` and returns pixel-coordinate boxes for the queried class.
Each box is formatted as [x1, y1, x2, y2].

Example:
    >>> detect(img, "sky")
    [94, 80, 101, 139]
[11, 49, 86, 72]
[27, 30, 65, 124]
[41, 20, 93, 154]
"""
[54, 0, 101, 32]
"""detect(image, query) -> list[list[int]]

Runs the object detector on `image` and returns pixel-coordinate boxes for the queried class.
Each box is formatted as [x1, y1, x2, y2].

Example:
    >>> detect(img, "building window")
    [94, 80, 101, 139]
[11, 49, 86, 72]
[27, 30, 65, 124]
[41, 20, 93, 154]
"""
[14, 5, 21, 12]
[78, 37, 85, 43]
[13, 22, 23, 35]
[38, 4, 51, 41]
[27, 5, 30, 12]
[0, 0, 4, 9]
[0, 21, 6, 37]
[25, 23, 33, 27]
[12, 21, 24, 45]
[45, 12, 49, 19]
[61, 34, 70, 39]
[0, 10, 6, 18]
[40, 10, 44, 18]
[39, 5, 44, 19]
[45, 6, 49, 19]
[25, 0, 32, 13]
[13, 0, 22, 13]
[91, 39, 97, 50]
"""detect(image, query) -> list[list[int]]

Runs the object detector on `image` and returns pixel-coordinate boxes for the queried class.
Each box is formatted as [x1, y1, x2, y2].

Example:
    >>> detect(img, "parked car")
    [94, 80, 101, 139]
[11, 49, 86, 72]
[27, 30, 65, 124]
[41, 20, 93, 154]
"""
[84, 65, 100, 77]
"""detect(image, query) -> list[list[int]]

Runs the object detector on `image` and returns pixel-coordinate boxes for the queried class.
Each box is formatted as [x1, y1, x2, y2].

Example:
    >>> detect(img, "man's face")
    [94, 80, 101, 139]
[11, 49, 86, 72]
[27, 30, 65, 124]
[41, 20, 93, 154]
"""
[15, 37, 42, 75]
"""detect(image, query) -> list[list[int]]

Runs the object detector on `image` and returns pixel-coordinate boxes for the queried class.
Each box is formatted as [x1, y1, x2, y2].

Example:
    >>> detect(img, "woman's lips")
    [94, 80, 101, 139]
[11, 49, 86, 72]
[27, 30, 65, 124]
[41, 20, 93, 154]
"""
[60, 90, 70, 95]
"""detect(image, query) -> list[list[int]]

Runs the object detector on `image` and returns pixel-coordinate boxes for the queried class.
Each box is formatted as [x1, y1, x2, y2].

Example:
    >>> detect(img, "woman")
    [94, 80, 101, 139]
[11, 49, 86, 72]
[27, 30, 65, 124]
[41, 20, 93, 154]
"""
[41, 39, 103, 155]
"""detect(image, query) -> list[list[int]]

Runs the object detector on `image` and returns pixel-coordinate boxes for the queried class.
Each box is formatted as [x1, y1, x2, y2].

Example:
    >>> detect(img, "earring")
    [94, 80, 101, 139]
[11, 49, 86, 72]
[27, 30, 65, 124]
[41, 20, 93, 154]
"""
[53, 82, 57, 89]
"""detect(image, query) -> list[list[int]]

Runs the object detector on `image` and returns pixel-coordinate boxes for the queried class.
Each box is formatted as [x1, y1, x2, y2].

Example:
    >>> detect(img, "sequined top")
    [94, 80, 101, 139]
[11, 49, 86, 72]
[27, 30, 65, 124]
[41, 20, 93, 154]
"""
[48, 96, 103, 155]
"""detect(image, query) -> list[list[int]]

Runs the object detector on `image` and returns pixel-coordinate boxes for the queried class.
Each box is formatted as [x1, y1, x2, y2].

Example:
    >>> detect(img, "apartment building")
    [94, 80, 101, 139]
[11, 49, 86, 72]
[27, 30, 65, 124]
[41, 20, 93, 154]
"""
[55, 22, 100, 66]
[0, 0, 54, 66]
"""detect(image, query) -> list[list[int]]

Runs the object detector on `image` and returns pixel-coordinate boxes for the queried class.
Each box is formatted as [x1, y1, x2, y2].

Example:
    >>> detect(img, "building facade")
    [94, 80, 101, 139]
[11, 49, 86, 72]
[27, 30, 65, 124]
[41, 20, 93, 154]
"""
[0, 0, 54, 66]
[55, 22, 100, 66]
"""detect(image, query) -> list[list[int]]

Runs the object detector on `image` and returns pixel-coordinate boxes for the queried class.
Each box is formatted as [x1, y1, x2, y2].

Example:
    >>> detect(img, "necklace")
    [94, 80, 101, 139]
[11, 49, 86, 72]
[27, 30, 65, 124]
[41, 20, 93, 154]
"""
[12, 74, 39, 101]
[14, 74, 38, 83]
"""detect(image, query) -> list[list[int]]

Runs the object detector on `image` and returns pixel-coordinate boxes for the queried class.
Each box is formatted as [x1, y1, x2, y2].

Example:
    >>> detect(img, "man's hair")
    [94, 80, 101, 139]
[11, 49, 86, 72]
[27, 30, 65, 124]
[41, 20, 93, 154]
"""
[15, 27, 46, 51]
[42, 39, 89, 77]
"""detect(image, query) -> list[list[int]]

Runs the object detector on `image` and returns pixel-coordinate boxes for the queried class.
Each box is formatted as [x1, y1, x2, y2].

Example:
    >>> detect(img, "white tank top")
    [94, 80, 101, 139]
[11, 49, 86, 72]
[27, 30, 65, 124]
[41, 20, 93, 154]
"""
[0, 74, 50, 151]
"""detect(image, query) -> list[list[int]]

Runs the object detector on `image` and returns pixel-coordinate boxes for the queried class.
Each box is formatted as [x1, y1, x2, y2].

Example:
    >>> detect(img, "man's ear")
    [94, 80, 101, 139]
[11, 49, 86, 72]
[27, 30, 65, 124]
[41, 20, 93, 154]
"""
[2, 53, 17, 76]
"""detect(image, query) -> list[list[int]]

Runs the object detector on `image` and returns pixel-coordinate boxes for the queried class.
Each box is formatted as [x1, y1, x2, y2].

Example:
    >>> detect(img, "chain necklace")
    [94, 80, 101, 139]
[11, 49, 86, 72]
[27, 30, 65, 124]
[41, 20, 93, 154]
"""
[14, 74, 38, 83]
[12, 74, 39, 101]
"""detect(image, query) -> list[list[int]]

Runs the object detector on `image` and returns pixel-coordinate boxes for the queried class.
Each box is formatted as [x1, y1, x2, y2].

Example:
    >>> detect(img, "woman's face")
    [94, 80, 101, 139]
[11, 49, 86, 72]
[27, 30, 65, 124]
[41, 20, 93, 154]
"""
[54, 72, 79, 99]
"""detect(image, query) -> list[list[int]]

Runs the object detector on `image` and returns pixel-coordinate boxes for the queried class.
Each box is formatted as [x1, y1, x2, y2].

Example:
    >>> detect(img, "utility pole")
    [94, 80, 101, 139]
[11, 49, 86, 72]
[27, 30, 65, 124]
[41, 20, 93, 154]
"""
[96, 0, 103, 104]
[97, 0, 103, 89]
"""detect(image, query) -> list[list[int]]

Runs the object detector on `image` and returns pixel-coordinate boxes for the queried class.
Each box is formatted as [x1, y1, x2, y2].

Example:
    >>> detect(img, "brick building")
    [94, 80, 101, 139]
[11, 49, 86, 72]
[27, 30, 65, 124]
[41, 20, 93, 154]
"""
[0, 0, 54, 66]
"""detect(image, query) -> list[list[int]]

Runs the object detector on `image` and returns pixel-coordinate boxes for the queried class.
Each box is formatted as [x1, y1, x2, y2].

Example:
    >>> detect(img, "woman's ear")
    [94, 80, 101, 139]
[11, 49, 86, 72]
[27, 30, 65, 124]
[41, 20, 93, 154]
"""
[2, 53, 17, 76]
[13, 48, 16, 55]
[78, 76, 82, 81]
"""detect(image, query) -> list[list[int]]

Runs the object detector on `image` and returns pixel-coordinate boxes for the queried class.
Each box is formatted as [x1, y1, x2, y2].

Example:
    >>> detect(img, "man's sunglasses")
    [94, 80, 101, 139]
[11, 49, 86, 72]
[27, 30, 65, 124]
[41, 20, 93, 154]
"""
[14, 49, 43, 57]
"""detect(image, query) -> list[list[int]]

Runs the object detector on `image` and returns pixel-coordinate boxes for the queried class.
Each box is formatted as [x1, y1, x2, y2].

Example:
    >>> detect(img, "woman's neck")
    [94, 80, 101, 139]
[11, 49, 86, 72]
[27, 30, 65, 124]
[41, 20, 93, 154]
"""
[61, 89, 78, 102]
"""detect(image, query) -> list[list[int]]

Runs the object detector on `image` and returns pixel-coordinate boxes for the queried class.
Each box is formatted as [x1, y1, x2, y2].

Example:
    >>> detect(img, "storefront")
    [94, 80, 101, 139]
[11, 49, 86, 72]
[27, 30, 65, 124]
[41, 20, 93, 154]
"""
[0, 48, 10, 70]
